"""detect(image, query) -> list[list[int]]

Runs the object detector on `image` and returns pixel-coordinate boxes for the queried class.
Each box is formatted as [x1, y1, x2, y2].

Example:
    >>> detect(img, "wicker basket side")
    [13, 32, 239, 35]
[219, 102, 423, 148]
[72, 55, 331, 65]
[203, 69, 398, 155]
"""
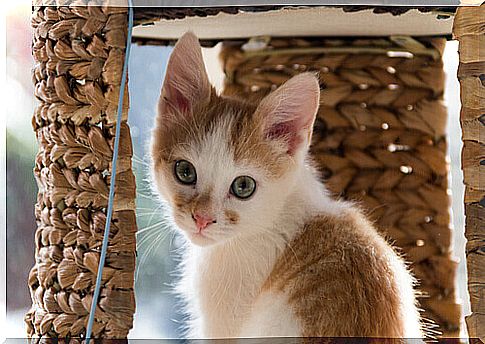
[25, 3, 137, 339]
[220, 37, 460, 336]
[453, 5, 485, 340]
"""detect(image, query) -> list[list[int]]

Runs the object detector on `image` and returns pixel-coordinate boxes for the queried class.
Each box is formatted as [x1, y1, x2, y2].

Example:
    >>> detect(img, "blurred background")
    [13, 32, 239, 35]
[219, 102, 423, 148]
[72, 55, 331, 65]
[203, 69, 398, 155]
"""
[3, 2, 470, 339]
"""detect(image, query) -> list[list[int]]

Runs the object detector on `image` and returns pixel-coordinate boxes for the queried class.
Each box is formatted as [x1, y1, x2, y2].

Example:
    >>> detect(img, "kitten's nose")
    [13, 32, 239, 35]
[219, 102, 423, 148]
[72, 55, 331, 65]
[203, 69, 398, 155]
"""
[192, 213, 216, 232]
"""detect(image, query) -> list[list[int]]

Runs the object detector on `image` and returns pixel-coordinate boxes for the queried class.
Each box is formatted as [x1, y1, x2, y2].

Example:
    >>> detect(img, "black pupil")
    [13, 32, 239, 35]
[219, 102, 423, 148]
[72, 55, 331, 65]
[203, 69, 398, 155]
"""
[182, 166, 191, 178]
[239, 180, 247, 190]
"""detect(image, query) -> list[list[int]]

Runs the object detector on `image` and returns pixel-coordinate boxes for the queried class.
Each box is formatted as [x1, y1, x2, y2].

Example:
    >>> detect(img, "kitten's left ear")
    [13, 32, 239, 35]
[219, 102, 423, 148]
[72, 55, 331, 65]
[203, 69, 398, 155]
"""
[255, 73, 320, 155]
[158, 32, 211, 121]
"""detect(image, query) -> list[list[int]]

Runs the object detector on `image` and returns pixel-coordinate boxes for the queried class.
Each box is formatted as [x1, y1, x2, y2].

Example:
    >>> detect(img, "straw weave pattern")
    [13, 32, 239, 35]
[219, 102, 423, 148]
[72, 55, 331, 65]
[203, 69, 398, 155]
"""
[26, 3, 137, 339]
[221, 37, 460, 336]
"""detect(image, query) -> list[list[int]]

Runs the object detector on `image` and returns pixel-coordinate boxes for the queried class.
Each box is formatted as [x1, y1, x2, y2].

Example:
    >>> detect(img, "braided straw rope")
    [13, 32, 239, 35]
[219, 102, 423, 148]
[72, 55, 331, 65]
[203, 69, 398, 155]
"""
[453, 5, 485, 340]
[26, 1, 137, 339]
[221, 37, 461, 336]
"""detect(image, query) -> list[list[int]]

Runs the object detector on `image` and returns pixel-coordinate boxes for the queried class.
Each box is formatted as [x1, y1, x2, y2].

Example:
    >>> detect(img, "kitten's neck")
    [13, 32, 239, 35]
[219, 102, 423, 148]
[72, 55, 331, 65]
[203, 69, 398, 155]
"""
[277, 160, 343, 227]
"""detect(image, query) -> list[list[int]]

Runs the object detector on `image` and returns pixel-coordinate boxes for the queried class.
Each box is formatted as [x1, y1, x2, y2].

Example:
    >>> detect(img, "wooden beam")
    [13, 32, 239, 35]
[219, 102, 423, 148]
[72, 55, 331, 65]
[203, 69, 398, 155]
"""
[453, 4, 485, 341]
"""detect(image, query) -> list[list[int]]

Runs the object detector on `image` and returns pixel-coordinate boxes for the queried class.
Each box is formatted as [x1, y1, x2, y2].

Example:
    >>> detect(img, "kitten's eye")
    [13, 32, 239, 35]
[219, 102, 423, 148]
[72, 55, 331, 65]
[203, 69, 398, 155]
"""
[174, 160, 197, 185]
[231, 176, 256, 199]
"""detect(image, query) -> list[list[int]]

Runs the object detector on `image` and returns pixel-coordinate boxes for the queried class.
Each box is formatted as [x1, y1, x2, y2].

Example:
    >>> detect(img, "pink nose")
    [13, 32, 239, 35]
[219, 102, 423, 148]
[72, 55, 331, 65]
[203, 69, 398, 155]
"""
[193, 213, 216, 232]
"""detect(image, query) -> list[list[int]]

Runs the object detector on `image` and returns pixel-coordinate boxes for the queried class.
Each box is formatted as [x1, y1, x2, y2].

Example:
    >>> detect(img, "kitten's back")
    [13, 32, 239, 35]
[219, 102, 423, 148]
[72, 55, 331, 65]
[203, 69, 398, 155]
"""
[263, 209, 422, 338]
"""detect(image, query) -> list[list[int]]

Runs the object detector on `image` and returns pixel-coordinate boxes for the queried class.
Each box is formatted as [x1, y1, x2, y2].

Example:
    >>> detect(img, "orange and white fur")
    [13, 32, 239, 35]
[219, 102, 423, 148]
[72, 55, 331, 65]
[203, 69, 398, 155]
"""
[151, 32, 423, 339]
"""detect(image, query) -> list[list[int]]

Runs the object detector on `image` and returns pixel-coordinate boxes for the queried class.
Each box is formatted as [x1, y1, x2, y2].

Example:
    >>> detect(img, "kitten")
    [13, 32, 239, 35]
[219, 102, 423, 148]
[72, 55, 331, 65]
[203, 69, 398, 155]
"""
[151, 32, 423, 339]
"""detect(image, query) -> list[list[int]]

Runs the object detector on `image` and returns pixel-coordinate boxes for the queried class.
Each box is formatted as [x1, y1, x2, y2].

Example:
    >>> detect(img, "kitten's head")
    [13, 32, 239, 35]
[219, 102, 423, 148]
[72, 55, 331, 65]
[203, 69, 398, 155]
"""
[151, 32, 320, 246]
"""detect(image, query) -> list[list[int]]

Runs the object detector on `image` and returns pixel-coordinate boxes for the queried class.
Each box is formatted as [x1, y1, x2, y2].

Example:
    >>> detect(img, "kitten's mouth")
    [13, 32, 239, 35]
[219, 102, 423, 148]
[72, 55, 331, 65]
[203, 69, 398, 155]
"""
[187, 230, 216, 246]
[193, 231, 207, 237]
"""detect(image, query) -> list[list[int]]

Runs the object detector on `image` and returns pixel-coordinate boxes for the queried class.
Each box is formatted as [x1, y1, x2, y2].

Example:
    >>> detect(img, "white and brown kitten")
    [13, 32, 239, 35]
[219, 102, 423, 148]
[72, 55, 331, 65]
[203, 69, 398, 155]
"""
[151, 32, 423, 339]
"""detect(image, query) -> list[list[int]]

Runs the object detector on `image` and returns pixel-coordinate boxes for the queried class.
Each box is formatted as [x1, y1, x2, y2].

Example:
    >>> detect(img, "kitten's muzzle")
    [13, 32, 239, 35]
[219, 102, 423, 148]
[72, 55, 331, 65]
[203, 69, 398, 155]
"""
[192, 212, 217, 232]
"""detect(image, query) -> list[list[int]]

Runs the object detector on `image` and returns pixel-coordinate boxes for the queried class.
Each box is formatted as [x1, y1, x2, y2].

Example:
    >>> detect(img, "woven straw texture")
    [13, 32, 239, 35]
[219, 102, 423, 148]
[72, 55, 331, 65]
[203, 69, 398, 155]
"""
[221, 37, 460, 336]
[26, 3, 137, 339]
[453, 5, 485, 340]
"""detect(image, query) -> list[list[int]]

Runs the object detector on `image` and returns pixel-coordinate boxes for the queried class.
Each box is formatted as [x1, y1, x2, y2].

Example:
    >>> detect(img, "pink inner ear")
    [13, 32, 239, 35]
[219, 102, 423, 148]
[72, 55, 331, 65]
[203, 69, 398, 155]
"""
[256, 73, 320, 156]
[266, 122, 292, 140]
[172, 87, 190, 114]
[266, 121, 303, 155]
[162, 86, 191, 115]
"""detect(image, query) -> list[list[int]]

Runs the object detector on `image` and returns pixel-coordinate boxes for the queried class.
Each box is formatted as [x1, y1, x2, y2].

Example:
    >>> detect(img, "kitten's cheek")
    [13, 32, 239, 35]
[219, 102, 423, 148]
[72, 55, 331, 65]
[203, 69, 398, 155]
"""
[172, 212, 186, 229]
[174, 212, 196, 233]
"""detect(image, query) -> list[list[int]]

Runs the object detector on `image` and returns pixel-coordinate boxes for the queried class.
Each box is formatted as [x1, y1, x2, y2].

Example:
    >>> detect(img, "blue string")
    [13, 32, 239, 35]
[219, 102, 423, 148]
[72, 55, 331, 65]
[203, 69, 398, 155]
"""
[85, 1, 133, 342]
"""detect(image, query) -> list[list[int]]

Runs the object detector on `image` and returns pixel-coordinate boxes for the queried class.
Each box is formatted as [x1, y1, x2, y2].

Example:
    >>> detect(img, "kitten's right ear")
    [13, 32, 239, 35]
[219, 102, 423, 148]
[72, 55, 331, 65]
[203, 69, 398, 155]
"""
[158, 32, 211, 124]
[255, 73, 320, 156]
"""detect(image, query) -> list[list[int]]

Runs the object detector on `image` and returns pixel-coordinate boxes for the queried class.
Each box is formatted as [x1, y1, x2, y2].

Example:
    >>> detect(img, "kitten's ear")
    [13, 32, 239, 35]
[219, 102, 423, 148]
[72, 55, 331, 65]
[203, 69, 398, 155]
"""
[158, 32, 211, 121]
[255, 73, 320, 155]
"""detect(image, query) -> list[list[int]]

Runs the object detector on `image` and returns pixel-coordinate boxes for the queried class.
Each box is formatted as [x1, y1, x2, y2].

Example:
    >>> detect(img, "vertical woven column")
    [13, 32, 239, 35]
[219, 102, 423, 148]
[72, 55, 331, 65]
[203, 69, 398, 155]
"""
[453, 5, 484, 340]
[221, 37, 460, 336]
[25, 3, 137, 339]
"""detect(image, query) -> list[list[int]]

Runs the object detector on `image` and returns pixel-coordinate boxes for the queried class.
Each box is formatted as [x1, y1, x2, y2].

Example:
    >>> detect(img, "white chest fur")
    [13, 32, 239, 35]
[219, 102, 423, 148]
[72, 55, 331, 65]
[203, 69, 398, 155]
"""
[180, 234, 287, 338]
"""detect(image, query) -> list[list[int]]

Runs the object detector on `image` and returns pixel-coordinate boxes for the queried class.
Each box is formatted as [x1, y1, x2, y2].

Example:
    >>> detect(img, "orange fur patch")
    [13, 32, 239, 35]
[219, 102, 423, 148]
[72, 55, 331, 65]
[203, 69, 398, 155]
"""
[263, 211, 406, 337]
[224, 210, 240, 225]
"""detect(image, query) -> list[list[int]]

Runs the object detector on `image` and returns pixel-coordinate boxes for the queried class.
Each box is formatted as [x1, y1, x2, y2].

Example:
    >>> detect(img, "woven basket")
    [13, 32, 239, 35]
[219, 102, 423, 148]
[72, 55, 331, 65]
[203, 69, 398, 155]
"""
[220, 36, 461, 336]
[25, 4, 137, 339]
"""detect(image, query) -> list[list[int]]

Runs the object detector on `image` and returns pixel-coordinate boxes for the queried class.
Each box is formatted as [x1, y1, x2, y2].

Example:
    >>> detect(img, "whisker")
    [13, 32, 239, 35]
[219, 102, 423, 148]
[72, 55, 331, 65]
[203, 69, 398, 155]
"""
[146, 203, 163, 226]
[136, 192, 157, 200]
[136, 207, 161, 211]
[136, 212, 159, 218]
[136, 221, 165, 236]
[132, 153, 151, 167]
[137, 229, 162, 248]
[137, 225, 174, 280]
[136, 235, 160, 281]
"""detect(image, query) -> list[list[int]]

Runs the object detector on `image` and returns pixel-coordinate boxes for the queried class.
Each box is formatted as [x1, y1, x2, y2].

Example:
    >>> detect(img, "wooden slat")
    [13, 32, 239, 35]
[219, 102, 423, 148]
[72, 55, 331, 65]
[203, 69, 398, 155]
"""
[453, 4, 485, 341]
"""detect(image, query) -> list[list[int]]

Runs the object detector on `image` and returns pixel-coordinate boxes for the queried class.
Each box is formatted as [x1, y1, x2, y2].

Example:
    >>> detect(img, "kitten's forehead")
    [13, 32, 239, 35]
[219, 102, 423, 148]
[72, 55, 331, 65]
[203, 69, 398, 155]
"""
[154, 94, 291, 178]
[188, 119, 236, 182]
[197, 113, 290, 179]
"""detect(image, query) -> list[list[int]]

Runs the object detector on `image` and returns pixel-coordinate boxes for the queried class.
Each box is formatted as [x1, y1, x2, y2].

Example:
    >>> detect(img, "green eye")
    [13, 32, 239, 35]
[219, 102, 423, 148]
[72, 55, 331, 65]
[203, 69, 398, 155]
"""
[231, 176, 256, 199]
[174, 160, 197, 185]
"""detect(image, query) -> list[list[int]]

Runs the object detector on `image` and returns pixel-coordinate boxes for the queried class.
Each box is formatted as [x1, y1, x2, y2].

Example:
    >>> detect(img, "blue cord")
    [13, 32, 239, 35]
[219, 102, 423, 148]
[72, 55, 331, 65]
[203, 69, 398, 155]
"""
[85, 1, 134, 342]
